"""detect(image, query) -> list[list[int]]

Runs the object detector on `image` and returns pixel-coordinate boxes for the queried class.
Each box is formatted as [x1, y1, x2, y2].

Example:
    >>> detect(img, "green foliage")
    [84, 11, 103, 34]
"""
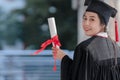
[15, 0, 77, 50]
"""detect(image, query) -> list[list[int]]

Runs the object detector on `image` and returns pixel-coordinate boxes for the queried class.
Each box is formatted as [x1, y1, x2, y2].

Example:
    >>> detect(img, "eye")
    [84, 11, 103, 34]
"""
[90, 18, 95, 21]
[83, 17, 87, 21]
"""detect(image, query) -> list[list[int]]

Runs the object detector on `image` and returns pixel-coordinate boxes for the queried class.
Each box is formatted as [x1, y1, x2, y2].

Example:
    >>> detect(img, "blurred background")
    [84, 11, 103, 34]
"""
[0, 0, 119, 80]
[0, 0, 76, 80]
[0, 0, 77, 50]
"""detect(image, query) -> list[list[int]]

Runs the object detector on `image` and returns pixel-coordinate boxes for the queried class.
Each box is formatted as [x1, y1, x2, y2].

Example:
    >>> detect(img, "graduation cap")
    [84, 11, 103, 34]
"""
[84, 0, 117, 25]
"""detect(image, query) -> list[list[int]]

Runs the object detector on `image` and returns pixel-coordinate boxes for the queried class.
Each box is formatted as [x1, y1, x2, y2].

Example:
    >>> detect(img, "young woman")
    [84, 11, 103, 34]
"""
[52, 0, 120, 80]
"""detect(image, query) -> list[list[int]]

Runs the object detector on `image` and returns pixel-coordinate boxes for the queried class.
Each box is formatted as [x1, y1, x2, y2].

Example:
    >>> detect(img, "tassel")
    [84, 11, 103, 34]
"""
[53, 60, 57, 71]
[115, 19, 119, 42]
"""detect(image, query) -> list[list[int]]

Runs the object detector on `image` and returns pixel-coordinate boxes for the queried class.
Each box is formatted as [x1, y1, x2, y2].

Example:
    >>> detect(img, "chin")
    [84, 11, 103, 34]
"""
[85, 33, 93, 36]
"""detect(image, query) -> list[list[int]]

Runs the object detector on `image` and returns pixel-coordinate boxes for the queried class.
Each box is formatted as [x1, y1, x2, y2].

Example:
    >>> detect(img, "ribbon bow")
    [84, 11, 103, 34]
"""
[33, 35, 61, 71]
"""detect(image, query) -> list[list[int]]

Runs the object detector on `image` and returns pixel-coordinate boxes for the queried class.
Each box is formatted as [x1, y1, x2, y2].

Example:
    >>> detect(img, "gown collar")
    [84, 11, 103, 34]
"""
[96, 32, 108, 38]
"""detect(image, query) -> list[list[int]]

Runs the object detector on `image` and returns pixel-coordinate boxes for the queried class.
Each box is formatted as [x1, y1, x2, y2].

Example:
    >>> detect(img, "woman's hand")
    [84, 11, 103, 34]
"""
[52, 47, 66, 60]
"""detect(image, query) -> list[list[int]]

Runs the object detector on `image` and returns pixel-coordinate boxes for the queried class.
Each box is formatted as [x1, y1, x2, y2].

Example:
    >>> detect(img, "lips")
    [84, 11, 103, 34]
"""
[84, 28, 91, 32]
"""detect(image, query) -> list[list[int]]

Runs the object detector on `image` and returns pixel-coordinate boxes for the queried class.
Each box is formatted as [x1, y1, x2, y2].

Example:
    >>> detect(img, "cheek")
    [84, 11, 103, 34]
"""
[82, 21, 85, 26]
[82, 24, 85, 29]
[93, 26, 102, 32]
[82, 24, 86, 30]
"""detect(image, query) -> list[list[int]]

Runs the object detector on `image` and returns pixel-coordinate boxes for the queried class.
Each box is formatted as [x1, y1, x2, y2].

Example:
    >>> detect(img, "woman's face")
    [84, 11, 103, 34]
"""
[82, 11, 105, 36]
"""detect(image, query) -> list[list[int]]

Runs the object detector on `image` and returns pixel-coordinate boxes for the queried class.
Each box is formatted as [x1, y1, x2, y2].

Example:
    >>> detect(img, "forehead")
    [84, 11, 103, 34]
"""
[84, 11, 99, 18]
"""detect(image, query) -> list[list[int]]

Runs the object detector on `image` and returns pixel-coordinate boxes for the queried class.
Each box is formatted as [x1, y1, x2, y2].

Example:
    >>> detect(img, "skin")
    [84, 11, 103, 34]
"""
[52, 11, 105, 60]
[82, 11, 105, 36]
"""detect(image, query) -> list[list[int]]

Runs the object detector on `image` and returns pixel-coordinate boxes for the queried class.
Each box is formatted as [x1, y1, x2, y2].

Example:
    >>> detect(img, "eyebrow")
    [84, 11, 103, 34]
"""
[89, 16, 96, 18]
[83, 15, 96, 18]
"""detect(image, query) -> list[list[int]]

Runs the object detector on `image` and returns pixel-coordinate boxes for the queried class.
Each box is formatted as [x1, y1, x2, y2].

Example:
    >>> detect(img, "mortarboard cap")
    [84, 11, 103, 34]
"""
[85, 0, 117, 25]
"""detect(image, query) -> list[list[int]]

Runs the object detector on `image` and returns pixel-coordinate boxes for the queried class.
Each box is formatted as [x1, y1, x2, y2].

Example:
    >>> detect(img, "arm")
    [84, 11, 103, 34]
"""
[52, 47, 73, 80]
[61, 55, 73, 80]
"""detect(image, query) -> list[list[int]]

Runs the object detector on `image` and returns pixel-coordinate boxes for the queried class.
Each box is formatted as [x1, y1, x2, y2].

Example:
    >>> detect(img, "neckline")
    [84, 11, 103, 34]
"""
[96, 32, 108, 38]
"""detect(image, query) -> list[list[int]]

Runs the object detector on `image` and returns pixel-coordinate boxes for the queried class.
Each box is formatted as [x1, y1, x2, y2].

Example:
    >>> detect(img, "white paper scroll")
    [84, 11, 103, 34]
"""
[48, 17, 59, 48]
[48, 17, 57, 38]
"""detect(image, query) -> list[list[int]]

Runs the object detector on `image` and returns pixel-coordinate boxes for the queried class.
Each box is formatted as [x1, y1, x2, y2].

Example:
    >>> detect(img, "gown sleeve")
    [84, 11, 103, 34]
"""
[61, 55, 73, 80]
[60, 44, 85, 80]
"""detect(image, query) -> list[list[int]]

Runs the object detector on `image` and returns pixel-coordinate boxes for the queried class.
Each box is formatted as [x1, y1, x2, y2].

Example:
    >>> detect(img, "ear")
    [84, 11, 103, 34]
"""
[101, 24, 106, 32]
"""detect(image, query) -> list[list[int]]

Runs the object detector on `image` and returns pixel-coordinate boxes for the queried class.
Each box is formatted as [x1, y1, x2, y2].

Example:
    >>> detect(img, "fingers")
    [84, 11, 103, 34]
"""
[52, 47, 66, 60]
[52, 47, 57, 53]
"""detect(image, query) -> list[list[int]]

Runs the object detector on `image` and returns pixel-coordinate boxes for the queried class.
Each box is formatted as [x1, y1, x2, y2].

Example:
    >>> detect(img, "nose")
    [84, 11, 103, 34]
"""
[84, 20, 89, 25]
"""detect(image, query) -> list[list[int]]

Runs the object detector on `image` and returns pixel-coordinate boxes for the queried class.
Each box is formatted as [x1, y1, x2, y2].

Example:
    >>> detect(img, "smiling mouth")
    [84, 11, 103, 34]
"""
[85, 29, 91, 31]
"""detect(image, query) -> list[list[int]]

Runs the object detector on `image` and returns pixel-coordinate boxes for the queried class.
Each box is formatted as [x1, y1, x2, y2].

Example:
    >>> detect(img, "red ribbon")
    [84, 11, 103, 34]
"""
[33, 35, 61, 71]
[115, 19, 119, 42]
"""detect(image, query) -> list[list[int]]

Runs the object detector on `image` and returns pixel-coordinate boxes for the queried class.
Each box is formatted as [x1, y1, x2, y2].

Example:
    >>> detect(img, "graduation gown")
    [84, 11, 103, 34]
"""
[61, 36, 120, 80]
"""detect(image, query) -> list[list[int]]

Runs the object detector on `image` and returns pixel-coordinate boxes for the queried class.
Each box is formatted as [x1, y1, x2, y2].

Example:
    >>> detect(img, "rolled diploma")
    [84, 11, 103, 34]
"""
[48, 17, 59, 48]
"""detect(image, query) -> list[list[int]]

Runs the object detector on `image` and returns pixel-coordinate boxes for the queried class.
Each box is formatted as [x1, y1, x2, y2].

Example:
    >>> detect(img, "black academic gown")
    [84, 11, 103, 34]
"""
[61, 36, 120, 80]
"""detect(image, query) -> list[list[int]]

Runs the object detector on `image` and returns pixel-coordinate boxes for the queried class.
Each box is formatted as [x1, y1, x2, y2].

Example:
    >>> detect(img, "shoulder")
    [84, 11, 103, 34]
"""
[76, 36, 97, 49]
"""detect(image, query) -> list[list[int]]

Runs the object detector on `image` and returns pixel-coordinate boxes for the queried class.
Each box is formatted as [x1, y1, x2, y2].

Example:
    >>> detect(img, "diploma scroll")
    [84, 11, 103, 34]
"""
[48, 17, 59, 48]
[48, 17, 57, 38]
[33, 17, 61, 71]
[48, 17, 61, 71]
